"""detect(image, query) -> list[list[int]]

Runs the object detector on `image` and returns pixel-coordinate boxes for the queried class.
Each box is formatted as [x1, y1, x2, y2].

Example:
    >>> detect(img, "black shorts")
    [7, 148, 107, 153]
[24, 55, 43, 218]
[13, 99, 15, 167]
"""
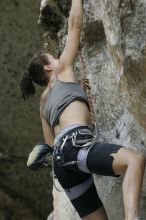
[53, 126, 124, 218]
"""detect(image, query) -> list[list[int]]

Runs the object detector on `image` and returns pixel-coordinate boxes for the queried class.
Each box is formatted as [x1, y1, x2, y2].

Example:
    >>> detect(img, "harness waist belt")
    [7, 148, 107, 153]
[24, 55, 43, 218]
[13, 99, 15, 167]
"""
[53, 126, 94, 149]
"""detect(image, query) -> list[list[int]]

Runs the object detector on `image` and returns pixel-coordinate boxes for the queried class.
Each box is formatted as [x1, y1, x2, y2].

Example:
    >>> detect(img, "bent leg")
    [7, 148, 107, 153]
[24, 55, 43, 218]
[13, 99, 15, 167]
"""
[85, 143, 145, 220]
[111, 147, 146, 220]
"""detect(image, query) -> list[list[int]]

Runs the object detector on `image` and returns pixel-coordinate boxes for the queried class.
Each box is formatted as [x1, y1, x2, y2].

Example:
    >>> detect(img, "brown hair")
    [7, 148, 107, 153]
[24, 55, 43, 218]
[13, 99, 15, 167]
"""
[20, 51, 49, 100]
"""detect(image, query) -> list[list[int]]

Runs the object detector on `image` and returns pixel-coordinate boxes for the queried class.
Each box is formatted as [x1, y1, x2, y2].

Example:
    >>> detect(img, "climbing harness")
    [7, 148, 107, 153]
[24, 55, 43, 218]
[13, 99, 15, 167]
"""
[52, 128, 96, 190]
[27, 128, 96, 192]
[52, 128, 96, 167]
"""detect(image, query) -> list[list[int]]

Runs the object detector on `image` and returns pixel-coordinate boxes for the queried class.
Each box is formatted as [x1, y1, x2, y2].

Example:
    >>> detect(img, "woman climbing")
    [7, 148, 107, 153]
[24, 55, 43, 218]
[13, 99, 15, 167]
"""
[20, 0, 146, 220]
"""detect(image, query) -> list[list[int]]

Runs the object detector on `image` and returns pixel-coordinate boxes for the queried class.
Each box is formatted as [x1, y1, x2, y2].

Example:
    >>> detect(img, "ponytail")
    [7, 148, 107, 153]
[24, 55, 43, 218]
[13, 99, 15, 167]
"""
[20, 51, 50, 100]
[20, 70, 35, 100]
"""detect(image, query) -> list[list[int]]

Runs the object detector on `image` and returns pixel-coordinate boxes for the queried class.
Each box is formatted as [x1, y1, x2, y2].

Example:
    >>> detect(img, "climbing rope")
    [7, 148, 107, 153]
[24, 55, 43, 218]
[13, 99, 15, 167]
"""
[78, 47, 96, 130]
[78, 0, 97, 132]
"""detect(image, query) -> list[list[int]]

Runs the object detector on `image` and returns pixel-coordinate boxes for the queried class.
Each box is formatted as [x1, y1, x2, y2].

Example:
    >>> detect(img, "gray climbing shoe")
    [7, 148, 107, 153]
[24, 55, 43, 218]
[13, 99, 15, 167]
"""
[27, 144, 53, 170]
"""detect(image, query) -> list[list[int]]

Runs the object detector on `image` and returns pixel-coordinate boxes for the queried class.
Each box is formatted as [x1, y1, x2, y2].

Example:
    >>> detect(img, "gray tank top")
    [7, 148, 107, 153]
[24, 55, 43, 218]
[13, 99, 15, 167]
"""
[43, 79, 89, 128]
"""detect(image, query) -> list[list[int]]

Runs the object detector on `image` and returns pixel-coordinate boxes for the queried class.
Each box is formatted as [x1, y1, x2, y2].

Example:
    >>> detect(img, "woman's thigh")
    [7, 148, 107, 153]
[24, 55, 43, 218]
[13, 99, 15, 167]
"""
[86, 142, 124, 177]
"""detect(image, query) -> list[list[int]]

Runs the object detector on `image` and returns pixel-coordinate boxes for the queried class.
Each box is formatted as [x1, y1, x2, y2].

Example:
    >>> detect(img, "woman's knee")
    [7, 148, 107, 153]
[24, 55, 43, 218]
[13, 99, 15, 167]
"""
[132, 152, 146, 168]
[112, 147, 146, 175]
[125, 149, 146, 168]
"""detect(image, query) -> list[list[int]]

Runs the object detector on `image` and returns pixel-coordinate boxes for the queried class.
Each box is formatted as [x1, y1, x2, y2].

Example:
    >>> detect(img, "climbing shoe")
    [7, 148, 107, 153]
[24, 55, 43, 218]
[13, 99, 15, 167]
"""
[27, 144, 53, 171]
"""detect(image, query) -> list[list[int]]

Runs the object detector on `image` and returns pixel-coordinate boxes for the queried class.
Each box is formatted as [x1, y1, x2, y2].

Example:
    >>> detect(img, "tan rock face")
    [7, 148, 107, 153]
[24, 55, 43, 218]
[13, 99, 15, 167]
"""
[40, 0, 146, 219]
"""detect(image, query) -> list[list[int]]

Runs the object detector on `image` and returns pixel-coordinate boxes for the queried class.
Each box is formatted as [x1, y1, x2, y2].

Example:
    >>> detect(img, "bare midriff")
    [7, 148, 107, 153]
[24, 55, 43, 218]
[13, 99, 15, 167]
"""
[54, 100, 90, 136]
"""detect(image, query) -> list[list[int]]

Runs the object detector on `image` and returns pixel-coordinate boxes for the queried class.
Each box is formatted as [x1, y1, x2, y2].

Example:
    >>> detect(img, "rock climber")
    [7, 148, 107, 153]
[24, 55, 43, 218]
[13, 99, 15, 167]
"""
[20, 1, 145, 220]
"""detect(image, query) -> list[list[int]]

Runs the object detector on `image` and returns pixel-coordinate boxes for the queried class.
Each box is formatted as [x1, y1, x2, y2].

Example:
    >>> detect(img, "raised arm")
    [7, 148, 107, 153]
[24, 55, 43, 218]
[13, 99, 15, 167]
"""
[58, 0, 83, 72]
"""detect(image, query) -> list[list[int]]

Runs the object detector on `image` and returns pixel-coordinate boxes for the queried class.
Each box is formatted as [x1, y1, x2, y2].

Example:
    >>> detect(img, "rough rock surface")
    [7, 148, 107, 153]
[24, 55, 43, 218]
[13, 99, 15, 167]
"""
[38, 0, 146, 219]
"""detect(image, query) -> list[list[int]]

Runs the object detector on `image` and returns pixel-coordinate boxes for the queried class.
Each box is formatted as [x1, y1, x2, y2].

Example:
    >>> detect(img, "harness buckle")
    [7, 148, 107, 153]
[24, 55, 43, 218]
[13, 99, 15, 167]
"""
[72, 132, 82, 147]
[60, 135, 69, 151]
[71, 129, 96, 148]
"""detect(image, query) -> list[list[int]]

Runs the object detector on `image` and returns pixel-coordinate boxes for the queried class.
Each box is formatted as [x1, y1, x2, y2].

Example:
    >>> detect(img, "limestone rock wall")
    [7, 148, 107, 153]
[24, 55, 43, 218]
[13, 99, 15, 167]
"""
[39, 0, 146, 219]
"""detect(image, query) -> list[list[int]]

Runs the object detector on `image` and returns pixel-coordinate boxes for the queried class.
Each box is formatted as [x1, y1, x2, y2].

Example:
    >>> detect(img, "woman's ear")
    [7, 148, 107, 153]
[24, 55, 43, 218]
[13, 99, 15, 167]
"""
[44, 65, 53, 72]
